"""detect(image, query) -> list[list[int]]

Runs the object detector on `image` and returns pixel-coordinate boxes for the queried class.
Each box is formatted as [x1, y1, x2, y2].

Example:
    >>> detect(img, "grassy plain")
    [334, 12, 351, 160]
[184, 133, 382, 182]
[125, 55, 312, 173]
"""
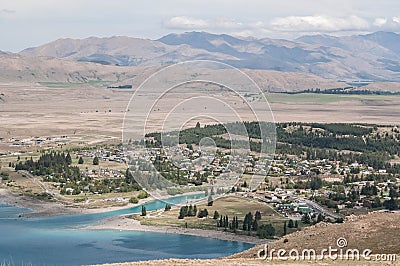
[1, 85, 400, 141]
[267, 92, 400, 103]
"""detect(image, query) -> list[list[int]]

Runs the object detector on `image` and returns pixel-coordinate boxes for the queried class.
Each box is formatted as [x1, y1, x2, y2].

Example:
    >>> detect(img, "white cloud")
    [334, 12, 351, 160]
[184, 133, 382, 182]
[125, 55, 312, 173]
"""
[373, 16, 400, 30]
[0, 8, 16, 18]
[163, 14, 398, 38]
[269, 15, 370, 32]
[165, 17, 249, 30]
[2, 9, 16, 14]
[165, 16, 209, 29]
[374, 18, 387, 27]
[213, 18, 244, 29]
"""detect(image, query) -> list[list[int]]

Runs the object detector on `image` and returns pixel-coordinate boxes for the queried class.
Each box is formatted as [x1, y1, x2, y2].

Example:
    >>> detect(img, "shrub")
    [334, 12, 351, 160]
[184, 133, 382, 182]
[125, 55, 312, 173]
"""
[129, 197, 139, 204]
[137, 190, 149, 199]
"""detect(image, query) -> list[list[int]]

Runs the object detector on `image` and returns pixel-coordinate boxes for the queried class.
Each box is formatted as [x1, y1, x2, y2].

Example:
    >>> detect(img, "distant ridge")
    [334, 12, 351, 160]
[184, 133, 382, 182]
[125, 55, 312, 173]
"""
[0, 52, 347, 92]
[19, 31, 400, 81]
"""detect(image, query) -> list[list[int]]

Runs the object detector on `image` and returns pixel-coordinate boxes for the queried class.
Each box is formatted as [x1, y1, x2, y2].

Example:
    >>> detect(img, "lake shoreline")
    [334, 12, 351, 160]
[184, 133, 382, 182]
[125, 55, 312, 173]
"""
[0, 188, 203, 217]
[85, 214, 269, 245]
[0, 188, 265, 245]
[0, 188, 154, 217]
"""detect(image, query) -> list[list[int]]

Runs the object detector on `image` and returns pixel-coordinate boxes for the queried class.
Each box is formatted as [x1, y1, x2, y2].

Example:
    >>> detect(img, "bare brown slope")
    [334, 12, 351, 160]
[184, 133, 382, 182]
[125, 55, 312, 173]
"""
[2, 52, 399, 93]
[0, 53, 347, 92]
[0, 53, 158, 86]
[18, 32, 400, 81]
[244, 69, 345, 92]
[19, 36, 238, 66]
[363, 82, 400, 93]
[100, 212, 400, 265]
[232, 212, 400, 259]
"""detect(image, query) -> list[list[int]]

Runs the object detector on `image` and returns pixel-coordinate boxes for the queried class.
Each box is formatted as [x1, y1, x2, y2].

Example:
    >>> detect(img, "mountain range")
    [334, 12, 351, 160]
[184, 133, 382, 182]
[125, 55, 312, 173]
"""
[0, 52, 347, 92]
[19, 31, 400, 81]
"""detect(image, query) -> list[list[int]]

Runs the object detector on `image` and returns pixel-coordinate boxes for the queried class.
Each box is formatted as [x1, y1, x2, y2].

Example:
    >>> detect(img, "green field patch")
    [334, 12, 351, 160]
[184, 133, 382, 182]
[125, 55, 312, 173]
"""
[266, 93, 400, 103]
[39, 80, 114, 88]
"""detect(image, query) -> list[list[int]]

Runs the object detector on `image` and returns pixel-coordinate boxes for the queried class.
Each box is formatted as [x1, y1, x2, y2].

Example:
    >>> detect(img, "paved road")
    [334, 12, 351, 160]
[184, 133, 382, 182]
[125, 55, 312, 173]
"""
[302, 198, 342, 220]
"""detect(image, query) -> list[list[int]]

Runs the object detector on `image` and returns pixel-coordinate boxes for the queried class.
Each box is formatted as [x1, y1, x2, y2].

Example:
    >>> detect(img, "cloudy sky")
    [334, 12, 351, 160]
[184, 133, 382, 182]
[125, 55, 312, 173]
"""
[1, 0, 399, 52]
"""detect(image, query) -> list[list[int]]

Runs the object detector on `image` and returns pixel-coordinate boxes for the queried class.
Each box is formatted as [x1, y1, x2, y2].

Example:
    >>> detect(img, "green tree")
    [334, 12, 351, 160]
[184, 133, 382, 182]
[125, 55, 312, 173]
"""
[384, 198, 399, 210]
[372, 197, 382, 208]
[301, 213, 311, 224]
[213, 210, 219, 219]
[309, 176, 322, 190]
[258, 224, 275, 239]
[141, 206, 146, 216]
[317, 213, 324, 223]
[188, 205, 194, 216]
[178, 206, 188, 219]
[197, 208, 208, 218]
[93, 156, 99, 165]
[389, 188, 398, 198]
[335, 217, 344, 223]
[218, 216, 223, 227]
[288, 219, 294, 228]
[243, 212, 253, 232]
[252, 219, 258, 231]
[255, 210, 262, 220]
[383, 188, 399, 210]
[78, 157, 84, 164]
[234, 216, 239, 230]
[207, 195, 213, 206]
[283, 221, 287, 235]
[223, 215, 228, 228]
[66, 153, 72, 165]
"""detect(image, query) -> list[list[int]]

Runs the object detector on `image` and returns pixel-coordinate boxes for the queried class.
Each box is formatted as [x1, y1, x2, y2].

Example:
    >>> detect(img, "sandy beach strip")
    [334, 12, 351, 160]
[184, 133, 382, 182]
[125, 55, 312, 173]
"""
[0, 188, 153, 217]
[85, 215, 269, 245]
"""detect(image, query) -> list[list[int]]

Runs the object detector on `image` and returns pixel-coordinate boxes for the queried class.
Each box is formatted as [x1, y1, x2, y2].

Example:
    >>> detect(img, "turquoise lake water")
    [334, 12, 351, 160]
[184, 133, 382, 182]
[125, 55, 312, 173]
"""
[0, 194, 253, 265]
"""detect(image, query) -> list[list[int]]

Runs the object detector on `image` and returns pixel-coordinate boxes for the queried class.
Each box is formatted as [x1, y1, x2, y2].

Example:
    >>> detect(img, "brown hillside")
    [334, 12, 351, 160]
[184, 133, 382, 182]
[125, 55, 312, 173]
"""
[101, 212, 400, 265]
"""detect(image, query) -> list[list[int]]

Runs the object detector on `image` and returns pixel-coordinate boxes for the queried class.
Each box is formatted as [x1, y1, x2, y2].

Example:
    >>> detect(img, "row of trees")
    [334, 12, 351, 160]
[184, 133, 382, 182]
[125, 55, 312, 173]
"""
[178, 205, 198, 219]
[217, 215, 239, 231]
[177, 205, 208, 219]
[215, 210, 276, 238]
[177, 207, 281, 239]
